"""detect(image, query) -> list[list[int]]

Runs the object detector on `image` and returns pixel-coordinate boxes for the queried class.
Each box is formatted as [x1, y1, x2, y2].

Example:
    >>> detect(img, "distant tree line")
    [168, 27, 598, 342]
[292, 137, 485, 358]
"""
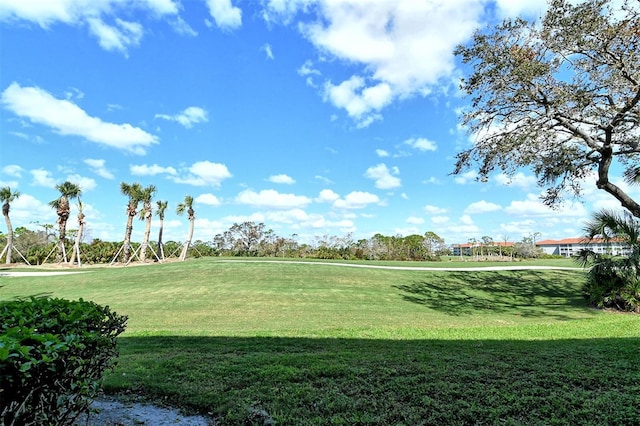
[212, 222, 449, 261]
[0, 214, 559, 266]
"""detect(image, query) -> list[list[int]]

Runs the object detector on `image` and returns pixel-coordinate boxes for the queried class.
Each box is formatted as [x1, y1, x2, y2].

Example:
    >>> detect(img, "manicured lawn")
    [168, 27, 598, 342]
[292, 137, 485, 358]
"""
[1, 258, 638, 425]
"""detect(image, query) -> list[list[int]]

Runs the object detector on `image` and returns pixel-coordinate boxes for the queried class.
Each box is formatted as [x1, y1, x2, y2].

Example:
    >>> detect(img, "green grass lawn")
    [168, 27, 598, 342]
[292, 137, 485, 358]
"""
[1, 258, 638, 425]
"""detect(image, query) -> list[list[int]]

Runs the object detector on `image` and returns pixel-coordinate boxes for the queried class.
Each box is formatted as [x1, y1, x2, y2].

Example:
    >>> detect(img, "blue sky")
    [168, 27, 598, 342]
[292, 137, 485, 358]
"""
[1, 0, 637, 247]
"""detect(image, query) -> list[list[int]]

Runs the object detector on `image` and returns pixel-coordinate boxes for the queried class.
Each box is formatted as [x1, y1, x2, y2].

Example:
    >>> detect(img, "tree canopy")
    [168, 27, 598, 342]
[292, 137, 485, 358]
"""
[454, 0, 640, 217]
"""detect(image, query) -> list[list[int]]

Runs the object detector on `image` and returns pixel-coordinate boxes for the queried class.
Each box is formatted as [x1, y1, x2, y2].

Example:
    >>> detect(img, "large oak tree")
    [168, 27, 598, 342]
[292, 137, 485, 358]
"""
[454, 0, 640, 216]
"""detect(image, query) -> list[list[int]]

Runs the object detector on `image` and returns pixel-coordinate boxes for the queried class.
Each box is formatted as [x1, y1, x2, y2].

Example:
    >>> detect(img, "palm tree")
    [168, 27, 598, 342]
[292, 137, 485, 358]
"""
[49, 181, 82, 263]
[176, 195, 195, 261]
[119, 182, 143, 264]
[155, 200, 168, 260]
[1, 186, 21, 264]
[68, 199, 86, 266]
[137, 185, 157, 262]
[577, 209, 640, 312]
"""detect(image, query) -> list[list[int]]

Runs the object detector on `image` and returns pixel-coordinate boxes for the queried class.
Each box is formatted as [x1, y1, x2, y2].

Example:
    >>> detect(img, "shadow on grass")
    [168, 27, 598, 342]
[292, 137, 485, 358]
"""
[107, 335, 640, 426]
[394, 270, 590, 318]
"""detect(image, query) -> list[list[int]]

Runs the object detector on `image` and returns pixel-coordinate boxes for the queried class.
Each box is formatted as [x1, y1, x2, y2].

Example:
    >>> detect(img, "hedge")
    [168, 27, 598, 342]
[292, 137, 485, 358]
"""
[0, 296, 127, 426]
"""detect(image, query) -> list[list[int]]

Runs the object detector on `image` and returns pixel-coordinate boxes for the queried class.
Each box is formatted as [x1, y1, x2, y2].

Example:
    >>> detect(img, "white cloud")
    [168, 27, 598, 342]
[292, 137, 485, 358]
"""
[1, 83, 158, 155]
[295, 215, 355, 232]
[504, 193, 588, 217]
[333, 191, 380, 209]
[375, 149, 389, 157]
[298, 59, 320, 75]
[262, 43, 275, 59]
[268, 174, 295, 184]
[205, 0, 242, 30]
[130, 164, 177, 176]
[9, 131, 44, 144]
[454, 170, 478, 184]
[494, 172, 537, 191]
[423, 177, 441, 185]
[266, 208, 310, 224]
[171, 16, 197, 36]
[261, 0, 315, 24]
[431, 216, 450, 224]
[460, 214, 475, 226]
[315, 175, 334, 185]
[364, 163, 401, 189]
[66, 174, 97, 191]
[405, 137, 437, 152]
[2, 164, 24, 177]
[195, 193, 221, 206]
[406, 216, 424, 225]
[173, 161, 232, 187]
[11, 193, 55, 224]
[0, 179, 19, 189]
[316, 189, 340, 203]
[464, 200, 502, 214]
[291, 0, 484, 123]
[0, 0, 180, 54]
[30, 169, 56, 188]
[84, 158, 114, 179]
[87, 17, 143, 55]
[323, 77, 391, 127]
[424, 205, 447, 215]
[494, 0, 548, 18]
[298, 60, 321, 86]
[235, 189, 311, 209]
[394, 226, 421, 236]
[499, 219, 538, 237]
[156, 106, 208, 128]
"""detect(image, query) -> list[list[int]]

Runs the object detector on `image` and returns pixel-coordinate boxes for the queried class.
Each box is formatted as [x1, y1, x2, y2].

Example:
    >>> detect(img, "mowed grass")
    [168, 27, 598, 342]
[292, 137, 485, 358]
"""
[1, 258, 639, 425]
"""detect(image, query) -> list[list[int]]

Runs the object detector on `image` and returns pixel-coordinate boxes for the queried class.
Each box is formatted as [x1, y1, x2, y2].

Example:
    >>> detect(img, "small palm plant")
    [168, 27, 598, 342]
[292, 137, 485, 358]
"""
[576, 209, 640, 312]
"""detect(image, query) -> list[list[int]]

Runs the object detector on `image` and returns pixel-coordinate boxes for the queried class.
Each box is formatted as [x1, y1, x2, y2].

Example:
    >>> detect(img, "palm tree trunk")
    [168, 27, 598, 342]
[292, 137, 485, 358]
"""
[123, 212, 135, 263]
[57, 217, 69, 263]
[140, 209, 152, 262]
[69, 213, 85, 266]
[179, 218, 194, 261]
[56, 198, 70, 263]
[3, 211, 13, 265]
[157, 218, 165, 260]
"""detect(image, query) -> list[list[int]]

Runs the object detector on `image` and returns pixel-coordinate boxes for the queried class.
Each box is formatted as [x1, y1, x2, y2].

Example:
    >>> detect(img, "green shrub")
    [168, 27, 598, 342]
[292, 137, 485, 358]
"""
[577, 209, 640, 313]
[581, 255, 640, 312]
[0, 297, 127, 425]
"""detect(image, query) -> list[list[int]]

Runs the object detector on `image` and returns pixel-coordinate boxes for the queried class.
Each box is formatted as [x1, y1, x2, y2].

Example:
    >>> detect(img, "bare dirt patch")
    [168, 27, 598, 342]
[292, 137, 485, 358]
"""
[74, 396, 213, 426]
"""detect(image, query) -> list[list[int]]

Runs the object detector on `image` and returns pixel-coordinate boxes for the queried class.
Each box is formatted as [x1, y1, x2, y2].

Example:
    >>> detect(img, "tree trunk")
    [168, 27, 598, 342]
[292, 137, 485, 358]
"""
[3, 209, 13, 265]
[69, 213, 85, 266]
[56, 197, 70, 263]
[140, 207, 152, 262]
[179, 217, 194, 261]
[597, 145, 640, 218]
[157, 218, 165, 260]
[123, 210, 136, 263]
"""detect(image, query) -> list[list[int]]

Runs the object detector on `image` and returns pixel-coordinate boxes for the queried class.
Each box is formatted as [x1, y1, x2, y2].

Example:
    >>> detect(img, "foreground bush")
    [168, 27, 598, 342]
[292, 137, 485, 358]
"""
[0, 297, 127, 425]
